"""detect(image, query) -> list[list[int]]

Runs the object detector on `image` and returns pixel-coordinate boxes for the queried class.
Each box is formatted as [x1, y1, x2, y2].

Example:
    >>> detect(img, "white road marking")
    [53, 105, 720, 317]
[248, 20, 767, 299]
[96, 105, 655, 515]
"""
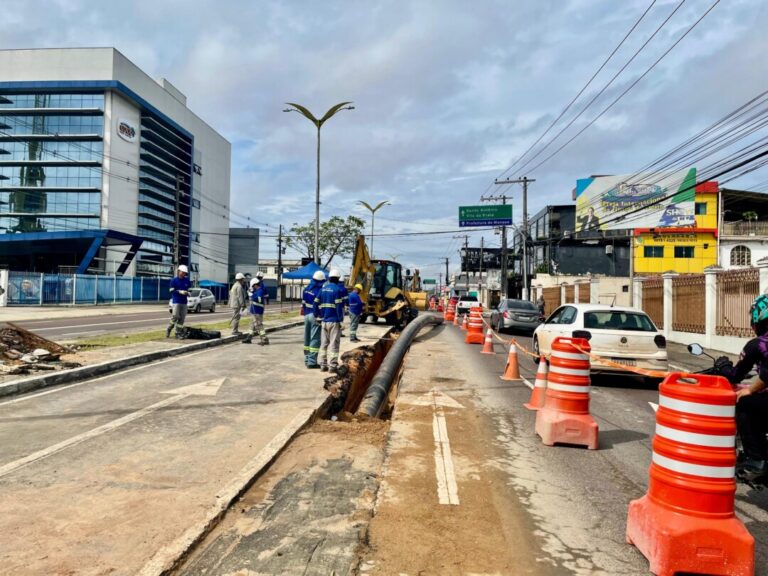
[649, 402, 659, 413]
[399, 387, 464, 408]
[668, 363, 691, 372]
[433, 406, 460, 505]
[0, 378, 226, 479]
[521, 376, 534, 390]
[0, 347, 220, 407]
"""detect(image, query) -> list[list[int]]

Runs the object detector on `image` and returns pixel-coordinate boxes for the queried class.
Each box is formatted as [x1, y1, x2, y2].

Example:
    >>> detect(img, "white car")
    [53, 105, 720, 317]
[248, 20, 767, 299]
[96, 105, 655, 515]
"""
[168, 288, 217, 313]
[532, 303, 668, 376]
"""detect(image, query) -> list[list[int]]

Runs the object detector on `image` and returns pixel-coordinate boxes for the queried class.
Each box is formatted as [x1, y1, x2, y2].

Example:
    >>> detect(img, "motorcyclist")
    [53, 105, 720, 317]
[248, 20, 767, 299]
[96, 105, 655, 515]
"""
[716, 293, 768, 481]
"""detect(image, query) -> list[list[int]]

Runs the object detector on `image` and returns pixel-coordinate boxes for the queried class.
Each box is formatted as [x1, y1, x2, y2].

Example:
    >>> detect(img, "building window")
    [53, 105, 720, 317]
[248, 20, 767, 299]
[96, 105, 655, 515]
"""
[674, 246, 695, 259]
[695, 202, 707, 215]
[257, 265, 269, 274]
[730, 245, 751, 267]
[644, 246, 664, 258]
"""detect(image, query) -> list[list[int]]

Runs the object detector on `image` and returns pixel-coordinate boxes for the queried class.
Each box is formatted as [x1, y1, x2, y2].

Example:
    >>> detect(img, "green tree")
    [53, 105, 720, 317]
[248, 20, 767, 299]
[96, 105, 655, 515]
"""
[285, 215, 366, 269]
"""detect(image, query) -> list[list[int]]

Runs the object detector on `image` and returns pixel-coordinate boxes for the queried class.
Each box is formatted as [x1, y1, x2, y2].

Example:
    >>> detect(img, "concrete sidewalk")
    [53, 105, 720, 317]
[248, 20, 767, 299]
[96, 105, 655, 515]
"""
[0, 323, 390, 576]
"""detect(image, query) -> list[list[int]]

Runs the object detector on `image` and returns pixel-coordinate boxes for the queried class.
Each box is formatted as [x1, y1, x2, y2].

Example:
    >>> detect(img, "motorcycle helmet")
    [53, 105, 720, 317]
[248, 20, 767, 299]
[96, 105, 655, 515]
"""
[750, 293, 768, 335]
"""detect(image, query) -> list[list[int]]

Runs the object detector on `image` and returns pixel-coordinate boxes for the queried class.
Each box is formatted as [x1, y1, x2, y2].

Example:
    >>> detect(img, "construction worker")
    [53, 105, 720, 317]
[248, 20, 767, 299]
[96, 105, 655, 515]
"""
[167, 265, 191, 339]
[256, 271, 269, 305]
[228, 272, 247, 336]
[338, 275, 349, 336]
[243, 277, 269, 345]
[303, 270, 326, 368]
[348, 283, 364, 342]
[314, 268, 344, 373]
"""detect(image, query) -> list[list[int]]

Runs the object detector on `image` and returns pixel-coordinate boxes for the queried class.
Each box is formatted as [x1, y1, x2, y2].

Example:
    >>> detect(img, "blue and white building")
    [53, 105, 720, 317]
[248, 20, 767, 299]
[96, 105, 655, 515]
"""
[0, 48, 231, 281]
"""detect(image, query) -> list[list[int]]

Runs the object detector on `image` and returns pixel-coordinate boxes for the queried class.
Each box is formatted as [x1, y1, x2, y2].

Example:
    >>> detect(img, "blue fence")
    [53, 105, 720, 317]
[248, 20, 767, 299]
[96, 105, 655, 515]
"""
[6, 272, 173, 306]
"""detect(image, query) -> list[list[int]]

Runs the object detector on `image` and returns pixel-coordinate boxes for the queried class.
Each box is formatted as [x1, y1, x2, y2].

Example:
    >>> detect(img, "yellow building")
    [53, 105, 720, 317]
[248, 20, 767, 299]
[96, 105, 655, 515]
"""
[633, 182, 719, 274]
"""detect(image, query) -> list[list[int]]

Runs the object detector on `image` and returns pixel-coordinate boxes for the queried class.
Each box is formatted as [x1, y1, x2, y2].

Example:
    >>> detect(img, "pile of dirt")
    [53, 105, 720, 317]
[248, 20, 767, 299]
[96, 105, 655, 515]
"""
[0, 323, 79, 375]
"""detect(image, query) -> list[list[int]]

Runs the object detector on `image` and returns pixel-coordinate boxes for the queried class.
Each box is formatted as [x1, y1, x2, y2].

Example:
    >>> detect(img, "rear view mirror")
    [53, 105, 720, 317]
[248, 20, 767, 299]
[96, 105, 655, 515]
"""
[687, 343, 704, 356]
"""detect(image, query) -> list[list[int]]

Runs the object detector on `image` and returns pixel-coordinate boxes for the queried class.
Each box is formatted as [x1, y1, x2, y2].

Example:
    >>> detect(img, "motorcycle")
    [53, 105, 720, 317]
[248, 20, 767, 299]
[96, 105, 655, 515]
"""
[687, 343, 767, 489]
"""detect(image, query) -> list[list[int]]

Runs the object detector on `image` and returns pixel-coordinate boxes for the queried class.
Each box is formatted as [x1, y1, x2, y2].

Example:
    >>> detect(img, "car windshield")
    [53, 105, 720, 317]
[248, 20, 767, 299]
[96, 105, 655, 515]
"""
[507, 300, 537, 311]
[583, 311, 656, 332]
[460, 295, 478, 302]
[189, 289, 202, 297]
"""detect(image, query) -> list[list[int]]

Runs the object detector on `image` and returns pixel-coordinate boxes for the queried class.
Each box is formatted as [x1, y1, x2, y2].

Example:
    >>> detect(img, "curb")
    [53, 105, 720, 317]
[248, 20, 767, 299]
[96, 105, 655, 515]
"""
[138, 405, 324, 575]
[0, 320, 304, 399]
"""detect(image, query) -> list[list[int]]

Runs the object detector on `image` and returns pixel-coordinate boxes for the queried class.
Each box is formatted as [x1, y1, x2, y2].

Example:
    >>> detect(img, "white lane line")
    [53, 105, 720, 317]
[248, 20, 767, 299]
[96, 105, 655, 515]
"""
[0, 378, 225, 479]
[521, 377, 534, 390]
[668, 363, 691, 372]
[0, 347, 218, 407]
[649, 402, 659, 413]
[433, 407, 459, 505]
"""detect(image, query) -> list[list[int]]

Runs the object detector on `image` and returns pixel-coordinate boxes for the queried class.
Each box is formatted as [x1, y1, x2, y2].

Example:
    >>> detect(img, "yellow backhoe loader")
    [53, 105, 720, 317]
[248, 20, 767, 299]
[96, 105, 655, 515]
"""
[348, 235, 418, 327]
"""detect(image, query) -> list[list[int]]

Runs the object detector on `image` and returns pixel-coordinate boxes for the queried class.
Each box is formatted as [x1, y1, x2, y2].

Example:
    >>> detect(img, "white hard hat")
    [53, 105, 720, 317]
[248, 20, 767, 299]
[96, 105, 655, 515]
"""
[256, 271, 264, 278]
[250, 278, 260, 287]
[178, 265, 189, 274]
[329, 269, 341, 278]
[235, 272, 245, 280]
[312, 270, 326, 281]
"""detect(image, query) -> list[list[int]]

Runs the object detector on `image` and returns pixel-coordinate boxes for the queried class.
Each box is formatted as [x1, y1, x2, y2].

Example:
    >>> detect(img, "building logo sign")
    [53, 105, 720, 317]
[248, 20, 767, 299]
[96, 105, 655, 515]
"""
[117, 119, 137, 142]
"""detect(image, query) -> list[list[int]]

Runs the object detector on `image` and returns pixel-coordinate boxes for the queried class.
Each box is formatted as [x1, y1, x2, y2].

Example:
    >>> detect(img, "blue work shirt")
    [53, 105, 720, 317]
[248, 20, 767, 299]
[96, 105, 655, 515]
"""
[249, 285, 265, 315]
[303, 280, 324, 314]
[169, 276, 192, 304]
[338, 284, 349, 308]
[348, 291, 364, 315]
[313, 282, 344, 323]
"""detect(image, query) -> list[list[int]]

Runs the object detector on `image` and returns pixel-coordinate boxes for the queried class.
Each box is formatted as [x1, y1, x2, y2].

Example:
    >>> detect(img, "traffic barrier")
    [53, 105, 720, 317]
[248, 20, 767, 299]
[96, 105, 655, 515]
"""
[524, 357, 548, 410]
[535, 337, 598, 450]
[437, 301, 444, 312]
[460, 314, 468, 331]
[480, 328, 495, 354]
[500, 343, 521, 381]
[465, 307, 485, 344]
[626, 372, 754, 576]
[444, 302, 455, 322]
[453, 308, 459, 326]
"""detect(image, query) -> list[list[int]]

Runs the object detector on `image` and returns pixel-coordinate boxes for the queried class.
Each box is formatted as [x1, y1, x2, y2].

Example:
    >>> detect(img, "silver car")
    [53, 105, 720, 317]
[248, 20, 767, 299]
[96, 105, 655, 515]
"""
[168, 288, 217, 313]
[490, 299, 543, 335]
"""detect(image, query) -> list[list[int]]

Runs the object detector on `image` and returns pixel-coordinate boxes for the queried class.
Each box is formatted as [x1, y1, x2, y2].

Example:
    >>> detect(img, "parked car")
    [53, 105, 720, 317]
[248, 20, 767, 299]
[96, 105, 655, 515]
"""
[168, 288, 217, 313]
[456, 294, 479, 316]
[532, 304, 668, 375]
[490, 299, 543, 335]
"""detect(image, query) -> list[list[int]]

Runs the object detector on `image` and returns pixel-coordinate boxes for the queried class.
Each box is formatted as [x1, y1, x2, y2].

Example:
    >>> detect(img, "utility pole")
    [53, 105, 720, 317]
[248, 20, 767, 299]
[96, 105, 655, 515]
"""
[488, 176, 536, 300]
[173, 174, 184, 269]
[452, 235, 470, 293]
[277, 224, 283, 304]
[479, 236, 484, 278]
[442, 257, 449, 294]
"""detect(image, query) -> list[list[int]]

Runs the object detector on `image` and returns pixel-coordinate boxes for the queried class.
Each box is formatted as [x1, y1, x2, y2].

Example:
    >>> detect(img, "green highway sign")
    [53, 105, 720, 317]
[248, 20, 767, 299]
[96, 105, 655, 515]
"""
[423, 279, 436, 285]
[459, 204, 513, 227]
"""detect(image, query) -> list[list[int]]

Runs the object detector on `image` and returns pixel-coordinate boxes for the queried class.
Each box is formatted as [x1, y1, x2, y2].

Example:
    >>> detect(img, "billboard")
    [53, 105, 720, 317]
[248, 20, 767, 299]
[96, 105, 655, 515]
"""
[575, 168, 696, 231]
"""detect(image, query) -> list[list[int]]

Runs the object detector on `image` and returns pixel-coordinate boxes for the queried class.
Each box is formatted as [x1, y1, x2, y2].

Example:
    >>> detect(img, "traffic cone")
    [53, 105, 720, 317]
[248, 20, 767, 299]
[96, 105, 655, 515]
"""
[500, 343, 520, 381]
[460, 314, 468, 331]
[524, 357, 548, 410]
[480, 328, 494, 354]
[453, 310, 459, 326]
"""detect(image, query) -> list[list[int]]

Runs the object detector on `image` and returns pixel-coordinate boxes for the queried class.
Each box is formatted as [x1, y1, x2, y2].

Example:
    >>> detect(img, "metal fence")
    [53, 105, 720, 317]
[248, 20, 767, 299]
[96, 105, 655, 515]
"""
[716, 268, 759, 338]
[542, 286, 561, 317]
[672, 274, 705, 334]
[642, 276, 664, 329]
[6, 272, 172, 306]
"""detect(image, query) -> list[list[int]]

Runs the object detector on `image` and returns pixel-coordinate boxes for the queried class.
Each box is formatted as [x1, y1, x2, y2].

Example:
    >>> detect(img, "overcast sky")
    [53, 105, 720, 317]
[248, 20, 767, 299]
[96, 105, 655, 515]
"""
[3, 0, 768, 278]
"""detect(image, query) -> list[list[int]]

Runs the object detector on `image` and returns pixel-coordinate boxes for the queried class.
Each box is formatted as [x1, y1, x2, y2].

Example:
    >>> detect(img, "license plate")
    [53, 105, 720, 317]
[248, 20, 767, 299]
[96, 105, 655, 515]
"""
[610, 358, 636, 366]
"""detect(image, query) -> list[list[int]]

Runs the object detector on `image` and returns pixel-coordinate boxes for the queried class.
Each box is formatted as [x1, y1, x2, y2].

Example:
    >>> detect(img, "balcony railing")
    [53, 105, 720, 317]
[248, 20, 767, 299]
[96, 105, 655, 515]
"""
[721, 221, 768, 236]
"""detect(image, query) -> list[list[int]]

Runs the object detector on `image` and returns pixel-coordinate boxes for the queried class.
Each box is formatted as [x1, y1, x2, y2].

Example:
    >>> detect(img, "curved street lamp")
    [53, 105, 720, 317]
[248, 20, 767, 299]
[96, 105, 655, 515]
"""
[358, 200, 390, 259]
[283, 101, 355, 264]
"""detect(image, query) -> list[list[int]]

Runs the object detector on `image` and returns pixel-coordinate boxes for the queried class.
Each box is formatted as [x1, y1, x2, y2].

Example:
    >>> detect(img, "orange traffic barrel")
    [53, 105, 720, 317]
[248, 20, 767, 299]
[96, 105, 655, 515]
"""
[534, 337, 598, 449]
[626, 372, 754, 576]
[444, 301, 455, 322]
[464, 306, 485, 344]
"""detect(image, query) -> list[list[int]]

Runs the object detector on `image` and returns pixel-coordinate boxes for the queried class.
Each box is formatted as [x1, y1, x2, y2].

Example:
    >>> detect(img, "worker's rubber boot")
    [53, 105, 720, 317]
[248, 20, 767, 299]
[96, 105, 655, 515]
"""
[165, 326, 172, 338]
[242, 335, 253, 344]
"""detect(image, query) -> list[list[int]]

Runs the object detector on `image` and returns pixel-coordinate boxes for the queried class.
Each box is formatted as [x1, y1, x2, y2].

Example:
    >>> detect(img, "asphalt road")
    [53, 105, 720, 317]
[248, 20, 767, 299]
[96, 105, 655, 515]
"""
[9, 302, 298, 340]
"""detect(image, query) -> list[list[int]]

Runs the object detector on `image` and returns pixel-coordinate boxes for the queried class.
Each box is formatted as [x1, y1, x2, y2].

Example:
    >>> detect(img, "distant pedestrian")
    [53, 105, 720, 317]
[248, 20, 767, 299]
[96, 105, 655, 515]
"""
[228, 272, 248, 336]
[537, 295, 545, 315]
[243, 277, 269, 345]
[303, 270, 326, 369]
[314, 268, 345, 373]
[167, 265, 191, 339]
[348, 283, 364, 342]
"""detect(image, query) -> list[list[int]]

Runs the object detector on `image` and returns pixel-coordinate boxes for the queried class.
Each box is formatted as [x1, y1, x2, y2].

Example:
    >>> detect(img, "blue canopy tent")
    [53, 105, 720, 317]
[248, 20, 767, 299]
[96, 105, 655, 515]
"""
[199, 279, 228, 301]
[282, 261, 328, 280]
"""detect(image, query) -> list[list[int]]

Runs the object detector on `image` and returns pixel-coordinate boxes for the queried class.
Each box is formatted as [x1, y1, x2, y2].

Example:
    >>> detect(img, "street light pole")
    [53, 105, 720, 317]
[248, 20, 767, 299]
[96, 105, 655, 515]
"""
[358, 200, 390, 259]
[284, 101, 355, 264]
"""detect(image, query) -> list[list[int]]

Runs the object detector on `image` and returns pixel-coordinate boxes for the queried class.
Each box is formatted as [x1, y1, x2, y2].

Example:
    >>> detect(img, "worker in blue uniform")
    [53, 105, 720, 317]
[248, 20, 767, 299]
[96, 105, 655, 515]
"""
[243, 277, 269, 345]
[348, 283, 364, 342]
[313, 268, 345, 373]
[167, 264, 191, 339]
[303, 270, 326, 368]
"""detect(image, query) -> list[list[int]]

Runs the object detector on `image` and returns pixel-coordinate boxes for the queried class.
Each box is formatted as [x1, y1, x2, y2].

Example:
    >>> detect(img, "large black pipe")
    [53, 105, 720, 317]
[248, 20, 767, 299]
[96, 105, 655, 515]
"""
[357, 314, 444, 417]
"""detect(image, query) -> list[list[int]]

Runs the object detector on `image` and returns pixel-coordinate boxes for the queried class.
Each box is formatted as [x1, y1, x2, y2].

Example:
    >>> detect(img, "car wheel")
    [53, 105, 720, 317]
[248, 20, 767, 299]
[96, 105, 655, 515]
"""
[209, 303, 216, 313]
[195, 304, 202, 313]
[532, 336, 541, 365]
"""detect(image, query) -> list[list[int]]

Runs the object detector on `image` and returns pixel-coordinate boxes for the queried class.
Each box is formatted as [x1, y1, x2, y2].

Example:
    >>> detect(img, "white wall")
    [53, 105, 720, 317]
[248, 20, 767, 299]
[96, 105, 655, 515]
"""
[720, 239, 768, 269]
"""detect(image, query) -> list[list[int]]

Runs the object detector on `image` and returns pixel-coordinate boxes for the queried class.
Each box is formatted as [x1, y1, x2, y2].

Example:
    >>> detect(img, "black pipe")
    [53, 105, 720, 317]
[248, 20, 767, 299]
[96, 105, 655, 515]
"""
[357, 314, 444, 417]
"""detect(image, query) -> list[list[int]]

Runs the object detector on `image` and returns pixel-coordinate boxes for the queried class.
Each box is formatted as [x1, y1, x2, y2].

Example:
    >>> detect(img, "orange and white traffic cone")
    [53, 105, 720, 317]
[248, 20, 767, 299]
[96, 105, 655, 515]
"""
[480, 328, 495, 354]
[500, 343, 520, 381]
[453, 309, 460, 326]
[524, 357, 548, 410]
[460, 314, 468, 331]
